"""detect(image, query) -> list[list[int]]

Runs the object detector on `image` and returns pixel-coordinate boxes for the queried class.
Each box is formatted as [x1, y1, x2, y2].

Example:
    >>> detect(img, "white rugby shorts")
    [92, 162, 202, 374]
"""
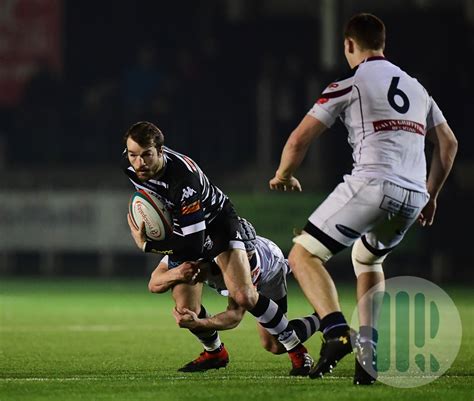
[302, 175, 429, 255]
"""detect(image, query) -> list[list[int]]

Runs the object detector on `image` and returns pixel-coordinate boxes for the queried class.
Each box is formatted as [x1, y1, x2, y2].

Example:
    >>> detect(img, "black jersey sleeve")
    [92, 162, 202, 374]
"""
[143, 231, 205, 262]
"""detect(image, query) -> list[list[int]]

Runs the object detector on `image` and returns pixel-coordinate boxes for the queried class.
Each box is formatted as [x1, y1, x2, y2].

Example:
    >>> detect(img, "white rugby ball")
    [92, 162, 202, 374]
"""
[129, 190, 173, 241]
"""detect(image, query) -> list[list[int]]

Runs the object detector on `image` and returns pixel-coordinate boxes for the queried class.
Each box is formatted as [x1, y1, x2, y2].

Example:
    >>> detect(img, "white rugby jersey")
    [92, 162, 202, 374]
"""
[250, 236, 289, 288]
[308, 56, 446, 192]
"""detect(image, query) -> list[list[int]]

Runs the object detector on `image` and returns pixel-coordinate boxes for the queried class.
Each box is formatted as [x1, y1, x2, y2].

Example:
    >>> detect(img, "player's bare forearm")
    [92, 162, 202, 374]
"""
[174, 300, 245, 330]
[200, 308, 245, 331]
[270, 115, 326, 191]
[148, 262, 199, 293]
[426, 122, 458, 199]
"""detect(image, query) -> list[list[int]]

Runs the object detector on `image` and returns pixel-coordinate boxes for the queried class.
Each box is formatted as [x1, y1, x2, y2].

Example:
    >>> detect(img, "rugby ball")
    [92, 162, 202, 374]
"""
[129, 190, 173, 241]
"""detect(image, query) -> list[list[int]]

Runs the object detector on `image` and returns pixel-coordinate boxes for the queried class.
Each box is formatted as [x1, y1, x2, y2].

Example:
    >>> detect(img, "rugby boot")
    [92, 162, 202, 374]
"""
[309, 329, 354, 379]
[353, 339, 377, 385]
[178, 344, 229, 372]
[288, 344, 314, 376]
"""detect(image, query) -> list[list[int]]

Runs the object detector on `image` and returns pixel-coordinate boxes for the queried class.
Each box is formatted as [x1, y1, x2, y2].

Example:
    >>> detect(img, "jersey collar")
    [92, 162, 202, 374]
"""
[352, 56, 387, 72]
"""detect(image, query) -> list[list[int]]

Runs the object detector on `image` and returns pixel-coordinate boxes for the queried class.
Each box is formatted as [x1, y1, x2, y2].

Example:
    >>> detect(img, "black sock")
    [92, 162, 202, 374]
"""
[248, 294, 300, 351]
[189, 304, 221, 352]
[320, 311, 349, 338]
[359, 325, 378, 344]
[289, 312, 320, 343]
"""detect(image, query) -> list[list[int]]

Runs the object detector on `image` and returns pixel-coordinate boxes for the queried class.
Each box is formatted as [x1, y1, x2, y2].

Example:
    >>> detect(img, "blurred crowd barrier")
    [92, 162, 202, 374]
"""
[1, 188, 467, 283]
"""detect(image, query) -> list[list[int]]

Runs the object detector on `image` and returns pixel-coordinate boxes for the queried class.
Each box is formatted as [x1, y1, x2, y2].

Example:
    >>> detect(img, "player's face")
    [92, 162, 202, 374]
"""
[126, 138, 163, 181]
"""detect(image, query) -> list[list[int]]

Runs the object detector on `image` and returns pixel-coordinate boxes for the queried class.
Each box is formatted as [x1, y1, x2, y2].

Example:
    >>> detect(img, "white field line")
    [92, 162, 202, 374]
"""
[0, 374, 469, 382]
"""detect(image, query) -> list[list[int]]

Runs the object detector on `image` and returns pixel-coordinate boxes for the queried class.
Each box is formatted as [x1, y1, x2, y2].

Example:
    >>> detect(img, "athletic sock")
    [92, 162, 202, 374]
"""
[359, 325, 378, 346]
[320, 311, 349, 338]
[289, 312, 320, 343]
[248, 294, 301, 351]
[189, 304, 222, 352]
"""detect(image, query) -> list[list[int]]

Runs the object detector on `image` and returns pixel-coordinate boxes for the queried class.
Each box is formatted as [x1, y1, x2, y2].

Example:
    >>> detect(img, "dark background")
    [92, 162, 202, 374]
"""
[0, 0, 472, 281]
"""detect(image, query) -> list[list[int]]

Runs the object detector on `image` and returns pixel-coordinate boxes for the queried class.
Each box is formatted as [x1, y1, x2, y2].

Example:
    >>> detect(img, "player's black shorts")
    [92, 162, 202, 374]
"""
[168, 200, 245, 266]
[202, 199, 245, 260]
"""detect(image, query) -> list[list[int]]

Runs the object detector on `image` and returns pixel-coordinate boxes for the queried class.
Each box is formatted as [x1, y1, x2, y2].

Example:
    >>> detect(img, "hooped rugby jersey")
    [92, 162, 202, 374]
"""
[122, 146, 228, 238]
[308, 56, 447, 192]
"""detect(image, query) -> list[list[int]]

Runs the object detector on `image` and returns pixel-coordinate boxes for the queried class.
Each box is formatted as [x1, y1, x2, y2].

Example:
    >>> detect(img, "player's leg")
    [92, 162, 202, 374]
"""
[290, 176, 385, 378]
[172, 283, 229, 372]
[252, 292, 314, 376]
[352, 183, 429, 385]
[351, 237, 387, 385]
[289, 243, 342, 317]
[215, 248, 312, 375]
[257, 269, 321, 353]
[255, 314, 320, 353]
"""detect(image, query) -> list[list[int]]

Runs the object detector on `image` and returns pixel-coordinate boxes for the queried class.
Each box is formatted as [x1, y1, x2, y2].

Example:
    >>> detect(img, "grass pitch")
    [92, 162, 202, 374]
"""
[1, 278, 473, 401]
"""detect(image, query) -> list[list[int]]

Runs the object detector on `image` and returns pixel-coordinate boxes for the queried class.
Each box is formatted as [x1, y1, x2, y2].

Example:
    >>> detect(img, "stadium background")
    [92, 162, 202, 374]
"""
[0, 0, 472, 282]
[1, 2, 473, 400]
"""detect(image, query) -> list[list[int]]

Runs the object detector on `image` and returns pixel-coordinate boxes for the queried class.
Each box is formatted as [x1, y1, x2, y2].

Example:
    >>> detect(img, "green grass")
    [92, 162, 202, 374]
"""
[1, 278, 473, 401]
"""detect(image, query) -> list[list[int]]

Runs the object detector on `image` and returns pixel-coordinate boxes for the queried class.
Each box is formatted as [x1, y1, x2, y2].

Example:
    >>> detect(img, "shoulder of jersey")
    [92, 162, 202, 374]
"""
[129, 189, 173, 241]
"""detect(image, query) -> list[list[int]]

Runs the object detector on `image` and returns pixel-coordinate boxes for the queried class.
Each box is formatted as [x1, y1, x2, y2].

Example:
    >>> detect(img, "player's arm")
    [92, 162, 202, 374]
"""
[172, 297, 246, 331]
[269, 115, 327, 191]
[148, 258, 201, 293]
[419, 121, 458, 226]
[127, 210, 204, 259]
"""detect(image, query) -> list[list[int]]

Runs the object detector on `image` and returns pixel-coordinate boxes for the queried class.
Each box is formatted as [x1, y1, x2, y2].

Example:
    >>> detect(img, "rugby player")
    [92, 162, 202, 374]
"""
[123, 121, 314, 375]
[147, 218, 320, 373]
[269, 13, 458, 384]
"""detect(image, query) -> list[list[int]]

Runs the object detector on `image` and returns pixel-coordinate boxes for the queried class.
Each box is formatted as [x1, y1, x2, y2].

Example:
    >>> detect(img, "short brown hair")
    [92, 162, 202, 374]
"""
[123, 121, 164, 149]
[344, 13, 385, 51]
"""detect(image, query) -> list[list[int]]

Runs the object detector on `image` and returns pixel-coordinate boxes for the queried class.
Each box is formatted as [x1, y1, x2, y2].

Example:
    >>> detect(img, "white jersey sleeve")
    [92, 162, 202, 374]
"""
[307, 77, 354, 127]
[426, 97, 447, 130]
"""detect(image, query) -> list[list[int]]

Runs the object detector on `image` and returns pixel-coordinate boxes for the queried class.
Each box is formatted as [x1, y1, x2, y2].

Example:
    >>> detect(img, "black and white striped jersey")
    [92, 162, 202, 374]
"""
[122, 146, 228, 237]
[308, 56, 446, 193]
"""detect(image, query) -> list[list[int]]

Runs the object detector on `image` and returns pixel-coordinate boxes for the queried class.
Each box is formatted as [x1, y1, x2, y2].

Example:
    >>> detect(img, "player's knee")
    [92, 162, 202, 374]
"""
[231, 288, 258, 310]
[351, 238, 387, 278]
[292, 233, 334, 264]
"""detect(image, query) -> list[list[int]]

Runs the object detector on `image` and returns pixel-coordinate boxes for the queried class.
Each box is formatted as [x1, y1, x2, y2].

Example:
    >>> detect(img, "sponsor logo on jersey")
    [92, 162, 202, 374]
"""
[203, 235, 213, 250]
[373, 119, 425, 136]
[150, 248, 173, 255]
[317, 97, 329, 104]
[181, 186, 197, 201]
[181, 200, 201, 215]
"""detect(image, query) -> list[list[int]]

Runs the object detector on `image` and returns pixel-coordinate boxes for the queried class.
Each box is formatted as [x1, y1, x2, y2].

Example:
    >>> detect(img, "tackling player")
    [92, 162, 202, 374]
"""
[147, 218, 320, 373]
[269, 13, 458, 384]
[123, 121, 314, 375]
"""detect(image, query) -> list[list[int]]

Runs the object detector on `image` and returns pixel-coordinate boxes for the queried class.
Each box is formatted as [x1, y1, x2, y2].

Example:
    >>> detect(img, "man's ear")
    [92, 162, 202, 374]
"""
[347, 38, 355, 54]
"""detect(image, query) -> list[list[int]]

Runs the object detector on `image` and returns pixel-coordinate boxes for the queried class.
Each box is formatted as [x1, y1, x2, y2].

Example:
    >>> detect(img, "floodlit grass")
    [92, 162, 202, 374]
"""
[1, 278, 472, 401]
